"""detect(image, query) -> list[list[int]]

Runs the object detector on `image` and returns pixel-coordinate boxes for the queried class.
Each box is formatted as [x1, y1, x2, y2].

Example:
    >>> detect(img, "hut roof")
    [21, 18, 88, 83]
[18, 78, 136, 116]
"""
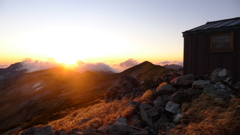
[183, 17, 240, 35]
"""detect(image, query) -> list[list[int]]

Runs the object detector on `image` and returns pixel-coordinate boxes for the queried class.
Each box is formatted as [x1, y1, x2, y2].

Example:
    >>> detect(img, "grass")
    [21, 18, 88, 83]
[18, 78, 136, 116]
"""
[48, 98, 132, 131]
[170, 94, 240, 135]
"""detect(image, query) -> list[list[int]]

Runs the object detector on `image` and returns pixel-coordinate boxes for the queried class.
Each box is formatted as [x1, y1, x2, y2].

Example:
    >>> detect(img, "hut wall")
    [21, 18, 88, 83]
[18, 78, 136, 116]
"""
[236, 30, 240, 82]
[183, 29, 240, 83]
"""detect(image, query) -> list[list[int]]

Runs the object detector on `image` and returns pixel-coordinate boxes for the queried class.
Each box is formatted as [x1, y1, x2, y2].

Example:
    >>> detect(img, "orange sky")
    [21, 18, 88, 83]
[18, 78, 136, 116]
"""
[0, 0, 239, 67]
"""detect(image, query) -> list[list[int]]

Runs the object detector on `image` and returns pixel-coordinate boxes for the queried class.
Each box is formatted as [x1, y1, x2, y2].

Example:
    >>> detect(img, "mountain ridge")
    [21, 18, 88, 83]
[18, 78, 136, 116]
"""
[0, 61, 172, 134]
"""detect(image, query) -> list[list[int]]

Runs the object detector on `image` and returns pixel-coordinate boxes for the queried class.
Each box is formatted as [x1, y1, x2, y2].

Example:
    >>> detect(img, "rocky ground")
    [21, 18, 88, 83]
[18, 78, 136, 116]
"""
[16, 68, 240, 135]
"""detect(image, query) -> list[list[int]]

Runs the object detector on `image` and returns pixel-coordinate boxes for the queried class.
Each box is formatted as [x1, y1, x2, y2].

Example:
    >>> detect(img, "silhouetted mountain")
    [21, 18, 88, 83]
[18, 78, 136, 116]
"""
[0, 62, 27, 81]
[121, 61, 173, 80]
[164, 64, 183, 69]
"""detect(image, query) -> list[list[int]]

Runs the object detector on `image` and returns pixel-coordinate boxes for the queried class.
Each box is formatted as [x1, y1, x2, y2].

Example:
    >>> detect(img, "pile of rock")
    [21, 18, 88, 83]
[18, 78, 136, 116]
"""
[20, 68, 239, 135]
[105, 75, 143, 103]
[104, 68, 237, 134]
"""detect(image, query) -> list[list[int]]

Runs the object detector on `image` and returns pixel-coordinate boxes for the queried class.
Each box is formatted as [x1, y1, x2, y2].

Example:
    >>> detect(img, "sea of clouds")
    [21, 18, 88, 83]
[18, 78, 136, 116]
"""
[3, 58, 183, 73]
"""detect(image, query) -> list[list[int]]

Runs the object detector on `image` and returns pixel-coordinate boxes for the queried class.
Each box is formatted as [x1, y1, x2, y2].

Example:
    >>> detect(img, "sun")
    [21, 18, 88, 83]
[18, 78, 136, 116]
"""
[54, 56, 79, 65]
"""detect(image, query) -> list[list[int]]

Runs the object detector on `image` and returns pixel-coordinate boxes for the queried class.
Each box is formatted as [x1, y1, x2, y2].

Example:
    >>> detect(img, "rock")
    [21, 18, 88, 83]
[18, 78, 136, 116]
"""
[173, 113, 182, 123]
[162, 72, 181, 83]
[98, 124, 112, 134]
[55, 129, 66, 135]
[233, 82, 240, 90]
[192, 80, 210, 88]
[78, 119, 91, 125]
[156, 82, 177, 95]
[123, 92, 134, 99]
[140, 78, 161, 91]
[153, 96, 166, 107]
[131, 118, 147, 128]
[81, 129, 104, 135]
[65, 130, 82, 135]
[135, 91, 144, 97]
[115, 117, 128, 125]
[146, 106, 164, 118]
[211, 68, 232, 85]
[34, 125, 55, 135]
[165, 101, 180, 114]
[20, 127, 41, 135]
[133, 130, 149, 135]
[107, 122, 148, 135]
[20, 125, 54, 135]
[139, 103, 153, 127]
[127, 100, 140, 107]
[162, 94, 172, 102]
[105, 75, 141, 102]
[170, 91, 187, 103]
[170, 74, 194, 86]
[183, 88, 202, 96]
[139, 103, 153, 110]
[154, 113, 171, 131]
[203, 83, 235, 102]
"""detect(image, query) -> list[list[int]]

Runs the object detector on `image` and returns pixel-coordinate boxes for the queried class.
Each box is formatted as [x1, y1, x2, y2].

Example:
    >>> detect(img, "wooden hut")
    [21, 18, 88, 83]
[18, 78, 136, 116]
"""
[183, 17, 240, 82]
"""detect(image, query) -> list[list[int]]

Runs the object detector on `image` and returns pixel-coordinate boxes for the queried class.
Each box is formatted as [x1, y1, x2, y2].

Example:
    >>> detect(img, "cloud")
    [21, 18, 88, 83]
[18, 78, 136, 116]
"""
[113, 58, 139, 71]
[21, 58, 60, 73]
[0, 64, 9, 68]
[76, 61, 118, 73]
[20, 58, 119, 73]
[156, 61, 183, 66]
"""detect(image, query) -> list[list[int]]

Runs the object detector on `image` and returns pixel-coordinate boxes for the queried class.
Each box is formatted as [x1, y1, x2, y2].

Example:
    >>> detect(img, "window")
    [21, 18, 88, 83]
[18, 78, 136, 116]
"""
[210, 33, 233, 51]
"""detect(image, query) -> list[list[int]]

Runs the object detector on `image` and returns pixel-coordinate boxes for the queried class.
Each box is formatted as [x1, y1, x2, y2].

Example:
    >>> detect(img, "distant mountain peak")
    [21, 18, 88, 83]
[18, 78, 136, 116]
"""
[164, 64, 183, 69]
[140, 61, 154, 66]
[0, 62, 26, 81]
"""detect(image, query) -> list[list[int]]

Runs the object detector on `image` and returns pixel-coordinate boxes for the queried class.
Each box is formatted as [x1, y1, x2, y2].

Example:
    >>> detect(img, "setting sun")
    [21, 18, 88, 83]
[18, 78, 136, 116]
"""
[54, 56, 78, 65]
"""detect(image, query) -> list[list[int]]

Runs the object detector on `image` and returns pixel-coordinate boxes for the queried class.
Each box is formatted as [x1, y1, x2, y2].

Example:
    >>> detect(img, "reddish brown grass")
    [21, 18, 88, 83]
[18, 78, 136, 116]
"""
[171, 94, 240, 135]
[48, 98, 131, 131]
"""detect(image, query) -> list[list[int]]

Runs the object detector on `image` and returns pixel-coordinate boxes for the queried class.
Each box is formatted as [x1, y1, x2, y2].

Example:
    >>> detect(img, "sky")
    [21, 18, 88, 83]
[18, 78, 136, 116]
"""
[0, 0, 239, 69]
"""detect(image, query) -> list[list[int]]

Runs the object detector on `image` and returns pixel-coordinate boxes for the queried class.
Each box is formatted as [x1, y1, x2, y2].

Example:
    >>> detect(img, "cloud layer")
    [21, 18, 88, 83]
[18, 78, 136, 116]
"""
[113, 58, 139, 71]
[0, 64, 9, 68]
[9, 58, 183, 74]
[75, 61, 118, 73]
[20, 58, 119, 73]
[21, 58, 60, 73]
[156, 61, 183, 66]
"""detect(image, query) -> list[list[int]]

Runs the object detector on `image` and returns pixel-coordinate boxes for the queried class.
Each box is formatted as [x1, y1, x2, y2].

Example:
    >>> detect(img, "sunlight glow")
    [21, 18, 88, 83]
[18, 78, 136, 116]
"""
[13, 26, 127, 65]
[54, 56, 78, 65]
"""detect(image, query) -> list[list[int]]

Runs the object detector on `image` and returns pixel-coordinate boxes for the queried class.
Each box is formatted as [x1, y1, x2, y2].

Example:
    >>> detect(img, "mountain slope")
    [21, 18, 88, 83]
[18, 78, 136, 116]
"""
[121, 61, 173, 80]
[0, 61, 172, 133]
[0, 62, 26, 81]
[0, 67, 114, 132]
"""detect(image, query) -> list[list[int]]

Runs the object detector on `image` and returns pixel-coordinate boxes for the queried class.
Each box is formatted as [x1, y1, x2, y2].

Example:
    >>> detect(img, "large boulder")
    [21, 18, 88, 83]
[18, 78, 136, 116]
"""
[165, 101, 180, 114]
[140, 78, 162, 91]
[192, 80, 210, 88]
[153, 96, 166, 107]
[105, 75, 141, 102]
[156, 82, 177, 95]
[139, 103, 153, 127]
[203, 83, 235, 102]
[211, 68, 232, 85]
[170, 91, 187, 103]
[170, 74, 194, 86]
